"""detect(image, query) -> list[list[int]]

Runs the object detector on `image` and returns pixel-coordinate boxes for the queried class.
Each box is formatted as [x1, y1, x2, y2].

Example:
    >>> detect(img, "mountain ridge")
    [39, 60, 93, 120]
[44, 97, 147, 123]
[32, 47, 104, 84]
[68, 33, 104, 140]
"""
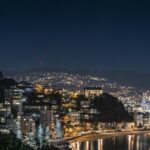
[3, 68, 150, 89]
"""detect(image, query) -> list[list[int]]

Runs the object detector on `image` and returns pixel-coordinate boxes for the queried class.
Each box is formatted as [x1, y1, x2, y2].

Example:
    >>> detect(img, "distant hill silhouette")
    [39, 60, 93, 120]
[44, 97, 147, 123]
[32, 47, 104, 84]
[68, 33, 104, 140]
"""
[5, 68, 150, 89]
[0, 78, 17, 103]
[100, 70, 150, 89]
[28, 69, 150, 89]
[0, 78, 17, 89]
[0, 71, 4, 79]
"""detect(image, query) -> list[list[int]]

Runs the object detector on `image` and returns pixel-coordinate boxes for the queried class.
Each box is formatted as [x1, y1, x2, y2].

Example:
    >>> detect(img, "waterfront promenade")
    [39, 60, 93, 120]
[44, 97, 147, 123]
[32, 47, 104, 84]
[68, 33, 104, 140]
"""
[68, 130, 150, 143]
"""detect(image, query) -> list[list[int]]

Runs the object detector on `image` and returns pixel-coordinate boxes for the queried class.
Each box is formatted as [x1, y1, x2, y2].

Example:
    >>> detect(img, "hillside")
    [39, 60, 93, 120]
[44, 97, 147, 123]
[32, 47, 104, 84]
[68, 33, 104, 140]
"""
[100, 70, 150, 89]
[93, 93, 133, 122]
[0, 133, 33, 150]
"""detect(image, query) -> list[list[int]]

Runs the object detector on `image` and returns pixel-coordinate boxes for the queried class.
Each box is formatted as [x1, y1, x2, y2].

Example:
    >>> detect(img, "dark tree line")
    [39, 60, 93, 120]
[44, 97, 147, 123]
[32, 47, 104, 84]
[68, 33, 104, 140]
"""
[0, 132, 33, 150]
[93, 93, 133, 122]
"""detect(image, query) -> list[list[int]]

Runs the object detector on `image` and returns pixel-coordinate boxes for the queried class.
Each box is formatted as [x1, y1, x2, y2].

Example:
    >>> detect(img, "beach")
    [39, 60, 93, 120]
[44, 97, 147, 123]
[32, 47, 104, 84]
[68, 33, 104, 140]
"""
[68, 130, 150, 143]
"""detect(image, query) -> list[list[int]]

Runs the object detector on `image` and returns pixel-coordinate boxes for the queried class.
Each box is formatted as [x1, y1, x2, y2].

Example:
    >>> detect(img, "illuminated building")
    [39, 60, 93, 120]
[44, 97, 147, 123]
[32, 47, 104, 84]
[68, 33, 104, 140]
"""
[133, 105, 143, 112]
[134, 113, 143, 127]
[84, 87, 103, 98]
[142, 102, 150, 112]
[68, 112, 80, 125]
[5, 86, 23, 111]
[143, 113, 150, 128]
[0, 104, 11, 118]
[35, 84, 44, 93]
[21, 117, 35, 135]
[40, 106, 51, 127]
[80, 101, 90, 108]
[124, 104, 134, 113]
[43, 85, 54, 95]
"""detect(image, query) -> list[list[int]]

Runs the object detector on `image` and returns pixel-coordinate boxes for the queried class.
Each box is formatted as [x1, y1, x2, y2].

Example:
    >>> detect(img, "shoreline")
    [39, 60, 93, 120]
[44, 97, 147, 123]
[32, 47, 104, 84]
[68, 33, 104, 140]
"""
[68, 130, 150, 143]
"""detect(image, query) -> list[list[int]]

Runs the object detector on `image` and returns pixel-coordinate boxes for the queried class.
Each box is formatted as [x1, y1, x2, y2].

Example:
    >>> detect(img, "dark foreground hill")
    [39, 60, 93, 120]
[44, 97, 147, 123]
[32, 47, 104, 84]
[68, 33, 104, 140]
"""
[0, 132, 62, 150]
[0, 71, 4, 79]
[0, 78, 17, 103]
[77, 93, 132, 123]
[0, 133, 33, 150]
[93, 93, 133, 122]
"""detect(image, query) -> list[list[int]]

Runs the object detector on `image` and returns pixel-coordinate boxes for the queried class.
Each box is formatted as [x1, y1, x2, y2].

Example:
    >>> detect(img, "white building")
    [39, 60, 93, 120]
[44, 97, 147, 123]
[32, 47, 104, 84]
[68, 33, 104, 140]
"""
[5, 86, 23, 106]
[84, 87, 103, 98]
[134, 113, 143, 127]
[40, 106, 51, 127]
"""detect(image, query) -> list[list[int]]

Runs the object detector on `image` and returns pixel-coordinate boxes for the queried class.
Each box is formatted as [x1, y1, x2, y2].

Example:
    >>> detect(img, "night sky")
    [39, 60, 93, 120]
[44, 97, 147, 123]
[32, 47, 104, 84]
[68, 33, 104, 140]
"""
[0, 0, 150, 72]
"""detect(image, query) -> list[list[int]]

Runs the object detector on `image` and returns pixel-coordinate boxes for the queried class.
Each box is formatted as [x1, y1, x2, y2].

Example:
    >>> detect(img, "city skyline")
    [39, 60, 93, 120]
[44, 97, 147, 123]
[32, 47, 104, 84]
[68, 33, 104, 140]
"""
[1, 1, 150, 150]
[1, 1, 150, 72]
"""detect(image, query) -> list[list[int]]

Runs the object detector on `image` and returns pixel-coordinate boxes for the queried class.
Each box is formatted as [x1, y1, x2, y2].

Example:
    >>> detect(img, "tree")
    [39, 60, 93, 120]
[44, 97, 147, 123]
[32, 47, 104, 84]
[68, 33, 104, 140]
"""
[93, 93, 133, 122]
[0, 132, 33, 150]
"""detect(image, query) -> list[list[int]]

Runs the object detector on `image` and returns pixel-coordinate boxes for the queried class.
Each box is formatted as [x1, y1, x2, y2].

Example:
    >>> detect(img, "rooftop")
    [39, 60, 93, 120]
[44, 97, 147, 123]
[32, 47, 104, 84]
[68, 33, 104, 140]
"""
[84, 87, 102, 90]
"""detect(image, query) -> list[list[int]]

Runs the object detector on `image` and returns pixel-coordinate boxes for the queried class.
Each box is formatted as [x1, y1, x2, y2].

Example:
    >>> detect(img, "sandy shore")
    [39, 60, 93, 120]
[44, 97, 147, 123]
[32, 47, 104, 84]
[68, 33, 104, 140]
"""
[68, 130, 150, 143]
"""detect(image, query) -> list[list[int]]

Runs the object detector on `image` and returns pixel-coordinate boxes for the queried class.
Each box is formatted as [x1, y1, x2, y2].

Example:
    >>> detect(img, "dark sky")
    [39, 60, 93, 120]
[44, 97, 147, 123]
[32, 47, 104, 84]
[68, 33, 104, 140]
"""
[1, 0, 150, 72]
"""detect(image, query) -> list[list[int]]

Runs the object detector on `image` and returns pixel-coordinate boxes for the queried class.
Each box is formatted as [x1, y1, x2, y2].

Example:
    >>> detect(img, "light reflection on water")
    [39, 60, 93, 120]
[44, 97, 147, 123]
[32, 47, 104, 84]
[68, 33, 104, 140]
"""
[71, 134, 150, 150]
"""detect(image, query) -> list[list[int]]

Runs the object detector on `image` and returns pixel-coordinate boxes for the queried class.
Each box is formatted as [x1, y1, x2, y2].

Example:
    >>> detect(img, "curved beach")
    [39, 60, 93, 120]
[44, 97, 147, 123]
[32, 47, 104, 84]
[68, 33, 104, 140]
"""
[68, 130, 150, 143]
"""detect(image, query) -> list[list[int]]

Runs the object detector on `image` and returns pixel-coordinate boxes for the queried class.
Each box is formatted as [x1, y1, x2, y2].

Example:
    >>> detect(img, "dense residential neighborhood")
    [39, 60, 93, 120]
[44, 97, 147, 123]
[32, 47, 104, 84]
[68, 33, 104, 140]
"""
[0, 71, 150, 149]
